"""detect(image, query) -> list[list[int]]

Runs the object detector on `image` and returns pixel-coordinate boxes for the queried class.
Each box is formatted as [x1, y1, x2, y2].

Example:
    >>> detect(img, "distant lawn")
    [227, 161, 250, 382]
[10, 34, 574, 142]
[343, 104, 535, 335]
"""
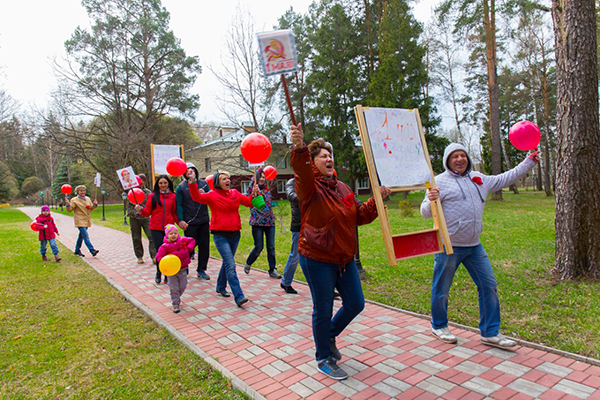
[0, 208, 245, 399]
[51, 190, 599, 359]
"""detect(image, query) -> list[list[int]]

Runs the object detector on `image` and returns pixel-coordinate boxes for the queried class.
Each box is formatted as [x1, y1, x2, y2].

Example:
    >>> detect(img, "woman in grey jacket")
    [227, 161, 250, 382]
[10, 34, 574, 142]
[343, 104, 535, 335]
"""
[421, 143, 539, 349]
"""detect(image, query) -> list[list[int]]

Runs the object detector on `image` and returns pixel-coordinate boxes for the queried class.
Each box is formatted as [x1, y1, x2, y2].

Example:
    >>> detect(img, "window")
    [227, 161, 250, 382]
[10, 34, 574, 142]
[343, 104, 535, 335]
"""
[357, 177, 370, 190]
[240, 155, 249, 168]
[276, 156, 287, 169]
[241, 180, 251, 194]
[205, 158, 211, 172]
[277, 180, 286, 193]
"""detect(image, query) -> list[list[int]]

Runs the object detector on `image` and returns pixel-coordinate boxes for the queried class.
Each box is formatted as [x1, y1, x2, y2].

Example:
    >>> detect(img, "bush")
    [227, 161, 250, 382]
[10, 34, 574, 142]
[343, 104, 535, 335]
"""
[398, 199, 415, 217]
[20, 176, 46, 196]
[0, 161, 18, 202]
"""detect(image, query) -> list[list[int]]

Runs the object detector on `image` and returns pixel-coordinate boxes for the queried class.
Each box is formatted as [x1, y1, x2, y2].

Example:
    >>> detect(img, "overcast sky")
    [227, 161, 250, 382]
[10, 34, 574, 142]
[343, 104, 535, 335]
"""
[0, 1, 434, 125]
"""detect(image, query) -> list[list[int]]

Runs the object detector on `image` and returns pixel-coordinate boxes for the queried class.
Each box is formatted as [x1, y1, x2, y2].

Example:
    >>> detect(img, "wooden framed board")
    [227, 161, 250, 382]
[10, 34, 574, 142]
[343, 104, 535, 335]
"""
[150, 144, 185, 187]
[354, 106, 452, 265]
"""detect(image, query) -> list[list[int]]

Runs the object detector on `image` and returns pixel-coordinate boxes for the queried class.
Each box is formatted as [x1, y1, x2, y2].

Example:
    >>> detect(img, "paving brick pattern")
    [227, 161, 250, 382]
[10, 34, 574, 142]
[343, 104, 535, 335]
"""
[21, 207, 600, 399]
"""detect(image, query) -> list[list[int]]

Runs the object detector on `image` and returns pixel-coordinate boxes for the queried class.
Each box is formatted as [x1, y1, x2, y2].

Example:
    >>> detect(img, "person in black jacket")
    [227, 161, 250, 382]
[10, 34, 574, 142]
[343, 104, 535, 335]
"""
[280, 178, 300, 294]
[176, 162, 211, 280]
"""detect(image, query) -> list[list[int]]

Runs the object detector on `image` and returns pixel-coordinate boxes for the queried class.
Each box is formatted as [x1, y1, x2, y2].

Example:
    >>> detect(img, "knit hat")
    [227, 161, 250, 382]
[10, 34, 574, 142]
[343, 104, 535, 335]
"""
[41, 205, 50, 212]
[74, 185, 86, 193]
[164, 224, 179, 235]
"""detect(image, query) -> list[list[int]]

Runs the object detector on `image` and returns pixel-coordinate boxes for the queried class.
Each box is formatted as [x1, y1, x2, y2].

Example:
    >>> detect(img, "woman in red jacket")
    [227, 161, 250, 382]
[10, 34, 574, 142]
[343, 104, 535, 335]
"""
[290, 124, 391, 380]
[135, 175, 178, 284]
[188, 170, 258, 307]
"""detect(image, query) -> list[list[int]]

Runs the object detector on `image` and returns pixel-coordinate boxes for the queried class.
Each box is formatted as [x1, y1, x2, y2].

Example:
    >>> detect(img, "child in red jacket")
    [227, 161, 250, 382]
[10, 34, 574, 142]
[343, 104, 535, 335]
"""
[155, 225, 195, 313]
[36, 205, 61, 262]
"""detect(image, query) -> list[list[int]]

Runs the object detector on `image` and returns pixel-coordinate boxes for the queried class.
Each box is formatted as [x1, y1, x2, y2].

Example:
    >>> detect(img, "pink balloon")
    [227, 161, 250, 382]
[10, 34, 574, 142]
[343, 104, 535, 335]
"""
[509, 121, 541, 151]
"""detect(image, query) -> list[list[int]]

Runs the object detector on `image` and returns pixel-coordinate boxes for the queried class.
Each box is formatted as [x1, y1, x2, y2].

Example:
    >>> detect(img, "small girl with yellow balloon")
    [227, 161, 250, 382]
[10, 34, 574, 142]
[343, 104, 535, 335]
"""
[155, 224, 195, 313]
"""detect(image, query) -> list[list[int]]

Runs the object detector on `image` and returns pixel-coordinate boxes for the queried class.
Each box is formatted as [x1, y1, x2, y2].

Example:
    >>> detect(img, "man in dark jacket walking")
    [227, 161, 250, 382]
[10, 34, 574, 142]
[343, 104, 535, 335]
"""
[176, 162, 211, 279]
[125, 174, 156, 264]
[280, 178, 300, 294]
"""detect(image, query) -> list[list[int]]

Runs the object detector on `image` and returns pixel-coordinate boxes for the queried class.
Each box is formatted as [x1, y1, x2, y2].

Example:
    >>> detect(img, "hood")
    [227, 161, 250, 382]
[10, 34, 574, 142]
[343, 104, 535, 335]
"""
[186, 162, 199, 180]
[443, 143, 473, 175]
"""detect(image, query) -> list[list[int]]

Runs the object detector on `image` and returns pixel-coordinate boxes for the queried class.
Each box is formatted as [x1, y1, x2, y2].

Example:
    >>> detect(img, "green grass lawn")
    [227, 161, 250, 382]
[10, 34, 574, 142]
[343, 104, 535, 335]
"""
[0, 208, 245, 399]
[51, 192, 599, 359]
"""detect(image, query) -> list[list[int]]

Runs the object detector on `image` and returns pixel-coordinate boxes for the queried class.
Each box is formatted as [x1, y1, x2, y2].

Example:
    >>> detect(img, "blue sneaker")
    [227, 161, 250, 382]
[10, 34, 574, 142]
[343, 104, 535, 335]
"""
[317, 357, 348, 380]
[197, 271, 210, 280]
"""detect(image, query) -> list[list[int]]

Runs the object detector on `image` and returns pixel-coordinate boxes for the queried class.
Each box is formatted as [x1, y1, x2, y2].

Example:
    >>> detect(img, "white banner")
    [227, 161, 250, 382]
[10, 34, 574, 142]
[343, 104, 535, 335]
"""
[94, 172, 101, 187]
[257, 29, 298, 77]
[152, 145, 182, 175]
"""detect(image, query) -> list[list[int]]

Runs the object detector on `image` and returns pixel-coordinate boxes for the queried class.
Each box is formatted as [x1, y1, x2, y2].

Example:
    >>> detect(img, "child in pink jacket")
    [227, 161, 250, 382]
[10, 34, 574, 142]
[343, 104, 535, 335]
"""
[155, 225, 195, 313]
[36, 205, 61, 262]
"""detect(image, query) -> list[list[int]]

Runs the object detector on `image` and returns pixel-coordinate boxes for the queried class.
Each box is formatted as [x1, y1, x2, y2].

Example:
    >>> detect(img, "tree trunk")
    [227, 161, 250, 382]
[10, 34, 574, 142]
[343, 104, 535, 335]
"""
[551, 0, 600, 279]
[483, 0, 503, 200]
[499, 134, 518, 193]
[541, 49, 553, 196]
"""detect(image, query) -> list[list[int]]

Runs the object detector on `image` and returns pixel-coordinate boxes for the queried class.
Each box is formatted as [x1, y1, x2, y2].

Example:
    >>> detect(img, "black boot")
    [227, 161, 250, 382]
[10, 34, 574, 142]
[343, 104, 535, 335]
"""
[155, 265, 162, 284]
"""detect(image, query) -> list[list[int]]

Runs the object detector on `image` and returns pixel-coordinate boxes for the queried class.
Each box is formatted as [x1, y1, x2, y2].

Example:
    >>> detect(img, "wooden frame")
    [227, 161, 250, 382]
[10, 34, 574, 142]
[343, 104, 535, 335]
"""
[354, 105, 452, 266]
[150, 144, 185, 188]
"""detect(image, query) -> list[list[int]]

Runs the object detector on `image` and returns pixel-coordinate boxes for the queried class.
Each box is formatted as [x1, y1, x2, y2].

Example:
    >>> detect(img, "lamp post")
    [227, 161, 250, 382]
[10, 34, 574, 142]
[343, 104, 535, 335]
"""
[121, 192, 128, 226]
[101, 188, 106, 221]
[39, 191, 44, 206]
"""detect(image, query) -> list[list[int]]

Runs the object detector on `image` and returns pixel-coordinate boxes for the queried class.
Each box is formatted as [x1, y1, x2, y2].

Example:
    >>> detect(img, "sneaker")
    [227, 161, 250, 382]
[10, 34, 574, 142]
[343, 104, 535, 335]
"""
[244, 263, 251, 274]
[91, 250, 99, 257]
[173, 304, 180, 313]
[269, 270, 282, 279]
[330, 338, 342, 361]
[137, 258, 144, 264]
[197, 271, 210, 280]
[481, 333, 517, 350]
[236, 297, 249, 307]
[42, 255, 49, 261]
[54, 254, 61, 262]
[317, 357, 348, 380]
[280, 283, 298, 294]
[432, 327, 458, 344]
[74, 251, 85, 257]
[218, 290, 231, 298]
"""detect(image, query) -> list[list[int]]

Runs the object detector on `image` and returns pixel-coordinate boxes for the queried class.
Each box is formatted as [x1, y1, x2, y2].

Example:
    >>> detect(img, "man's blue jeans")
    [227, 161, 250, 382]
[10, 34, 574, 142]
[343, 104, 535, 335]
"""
[246, 225, 276, 272]
[75, 227, 96, 254]
[281, 231, 299, 286]
[40, 238, 59, 255]
[213, 233, 245, 303]
[431, 244, 500, 337]
[299, 255, 365, 361]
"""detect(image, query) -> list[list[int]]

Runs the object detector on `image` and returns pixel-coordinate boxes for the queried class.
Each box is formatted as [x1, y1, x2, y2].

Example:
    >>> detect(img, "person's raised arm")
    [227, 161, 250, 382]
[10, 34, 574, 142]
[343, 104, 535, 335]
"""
[188, 180, 210, 204]
[483, 151, 539, 193]
[289, 123, 315, 203]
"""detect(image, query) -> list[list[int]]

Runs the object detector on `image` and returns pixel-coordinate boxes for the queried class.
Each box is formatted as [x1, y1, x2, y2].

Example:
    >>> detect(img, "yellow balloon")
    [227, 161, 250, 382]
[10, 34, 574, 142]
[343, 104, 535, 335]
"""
[159, 254, 181, 276]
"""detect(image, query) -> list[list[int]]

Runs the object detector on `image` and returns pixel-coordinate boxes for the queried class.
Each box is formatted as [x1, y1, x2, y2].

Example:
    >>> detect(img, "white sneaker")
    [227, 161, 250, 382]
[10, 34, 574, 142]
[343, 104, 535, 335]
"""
[481, 333, 516, 350]
[432, 327, 457, 344]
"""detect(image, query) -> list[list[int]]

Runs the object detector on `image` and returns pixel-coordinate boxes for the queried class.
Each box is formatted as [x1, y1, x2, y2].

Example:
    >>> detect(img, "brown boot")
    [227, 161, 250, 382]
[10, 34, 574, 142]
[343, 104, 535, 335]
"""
[55, 254, 62, 262]
[42, 255, 49, 261]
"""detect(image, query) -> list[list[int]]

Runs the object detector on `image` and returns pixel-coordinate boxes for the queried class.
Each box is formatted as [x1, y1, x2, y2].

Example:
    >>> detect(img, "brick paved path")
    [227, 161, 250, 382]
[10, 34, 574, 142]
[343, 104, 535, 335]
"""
[20, 207, 600, 399]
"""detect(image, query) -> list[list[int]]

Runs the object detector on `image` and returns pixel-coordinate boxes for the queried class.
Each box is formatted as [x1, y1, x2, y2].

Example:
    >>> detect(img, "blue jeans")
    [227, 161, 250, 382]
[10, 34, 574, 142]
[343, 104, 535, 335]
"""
[281, 231, 299, 286]
[431, 244, 500, 337]
[213, 233, 245, 303]
[246, 225, 276, 271]
[40, 239, 59, 255]
[299, 255, 365, 361]
[74, 227, 96, 254]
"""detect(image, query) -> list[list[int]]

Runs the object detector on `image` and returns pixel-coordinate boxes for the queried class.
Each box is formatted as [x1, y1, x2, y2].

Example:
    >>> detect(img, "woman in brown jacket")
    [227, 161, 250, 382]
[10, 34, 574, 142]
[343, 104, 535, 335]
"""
[65, 185, 99, 257]
[290, 124, 391, 380]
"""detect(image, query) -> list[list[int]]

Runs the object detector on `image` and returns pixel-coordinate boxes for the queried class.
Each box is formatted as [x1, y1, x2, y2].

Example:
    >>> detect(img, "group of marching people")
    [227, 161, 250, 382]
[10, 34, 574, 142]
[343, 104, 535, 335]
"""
[36, 123, 540, 381]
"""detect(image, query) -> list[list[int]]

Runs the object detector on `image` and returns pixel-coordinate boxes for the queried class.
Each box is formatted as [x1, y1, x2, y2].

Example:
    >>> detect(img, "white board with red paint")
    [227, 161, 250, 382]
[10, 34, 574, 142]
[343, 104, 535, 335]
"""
[362, 107, 431, 187]
[257, 29, 298, 77]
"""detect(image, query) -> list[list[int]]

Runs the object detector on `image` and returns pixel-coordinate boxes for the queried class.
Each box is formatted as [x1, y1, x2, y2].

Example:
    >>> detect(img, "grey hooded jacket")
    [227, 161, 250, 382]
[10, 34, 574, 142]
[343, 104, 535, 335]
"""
[420, 143, 535, 247]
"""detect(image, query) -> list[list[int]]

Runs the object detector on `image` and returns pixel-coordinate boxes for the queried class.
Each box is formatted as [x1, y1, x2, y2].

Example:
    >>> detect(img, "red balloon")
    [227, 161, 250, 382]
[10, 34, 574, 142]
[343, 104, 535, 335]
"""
[263, 166, 277, 180]
[136, 175, 142, 185]
[127, 188, 146, 204]
[61, 184, 72, 195]
[509, 121, 541, 151]
[205, 175, 214, 190]
[240, 133, 272, 164]
[30, 221, 39, 231]
[166, 157, 187, 176]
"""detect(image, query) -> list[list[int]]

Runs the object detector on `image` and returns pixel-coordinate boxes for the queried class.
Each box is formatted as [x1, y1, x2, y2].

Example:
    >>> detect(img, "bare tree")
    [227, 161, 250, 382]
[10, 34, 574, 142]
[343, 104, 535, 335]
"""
[210, 6, 278, 133]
